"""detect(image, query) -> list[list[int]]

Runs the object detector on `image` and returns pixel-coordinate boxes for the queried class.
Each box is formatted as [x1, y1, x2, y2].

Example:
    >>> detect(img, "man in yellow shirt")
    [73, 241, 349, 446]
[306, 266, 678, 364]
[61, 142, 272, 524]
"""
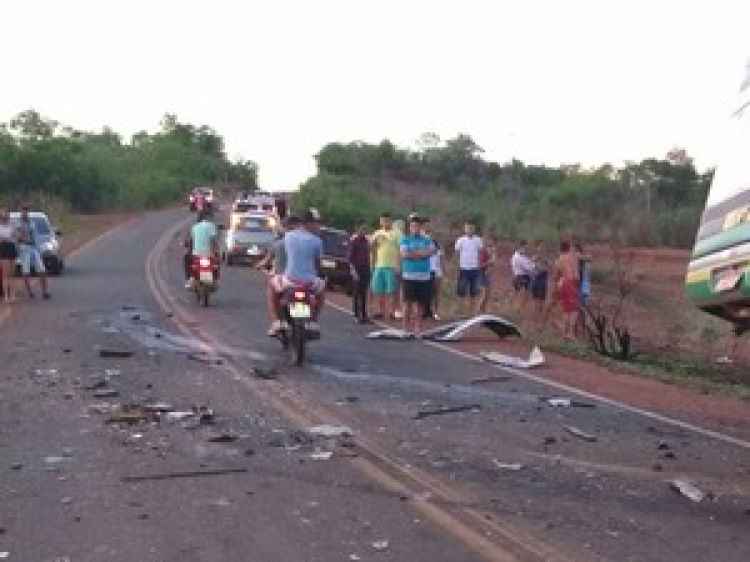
[369, 212, 401, 319]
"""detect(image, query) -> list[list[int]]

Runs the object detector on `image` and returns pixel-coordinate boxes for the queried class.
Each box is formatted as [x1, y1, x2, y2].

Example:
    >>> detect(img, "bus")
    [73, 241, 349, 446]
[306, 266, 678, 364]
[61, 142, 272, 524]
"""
[685, 56, 750, 333]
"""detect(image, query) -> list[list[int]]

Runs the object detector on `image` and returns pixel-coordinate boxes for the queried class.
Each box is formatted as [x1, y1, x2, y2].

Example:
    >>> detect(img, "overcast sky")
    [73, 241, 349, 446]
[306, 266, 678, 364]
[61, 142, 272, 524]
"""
[2, 0, 749, 189]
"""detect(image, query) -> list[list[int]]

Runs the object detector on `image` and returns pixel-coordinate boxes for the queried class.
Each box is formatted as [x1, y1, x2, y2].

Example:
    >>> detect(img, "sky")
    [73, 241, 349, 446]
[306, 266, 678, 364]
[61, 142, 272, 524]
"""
[2, 0, 749, 190]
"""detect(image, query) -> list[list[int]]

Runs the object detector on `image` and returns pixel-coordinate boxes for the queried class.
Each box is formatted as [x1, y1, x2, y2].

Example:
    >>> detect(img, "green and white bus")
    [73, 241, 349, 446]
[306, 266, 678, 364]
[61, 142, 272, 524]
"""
[686, 57, 750, 333]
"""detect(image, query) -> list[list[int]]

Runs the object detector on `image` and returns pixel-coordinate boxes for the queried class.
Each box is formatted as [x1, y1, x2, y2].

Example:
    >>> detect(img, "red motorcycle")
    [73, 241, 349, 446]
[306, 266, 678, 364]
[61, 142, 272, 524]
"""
[191, 255, 219, 307]
[278, 284, 318, 365]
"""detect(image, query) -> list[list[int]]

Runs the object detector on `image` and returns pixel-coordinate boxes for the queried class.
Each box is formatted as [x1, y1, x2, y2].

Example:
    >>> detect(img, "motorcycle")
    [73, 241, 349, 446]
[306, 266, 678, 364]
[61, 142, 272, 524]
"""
[191, 255, 219, 307]
[277, 283, 319, 365]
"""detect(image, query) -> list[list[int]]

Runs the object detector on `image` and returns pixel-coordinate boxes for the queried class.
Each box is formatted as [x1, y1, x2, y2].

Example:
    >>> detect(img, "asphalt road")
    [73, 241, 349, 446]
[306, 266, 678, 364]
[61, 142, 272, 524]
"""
[1, 208, 749, 562]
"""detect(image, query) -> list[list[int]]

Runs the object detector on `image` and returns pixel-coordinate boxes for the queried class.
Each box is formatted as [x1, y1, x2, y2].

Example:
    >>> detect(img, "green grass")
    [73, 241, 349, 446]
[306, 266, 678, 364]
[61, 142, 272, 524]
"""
[541, 337, 750, 400]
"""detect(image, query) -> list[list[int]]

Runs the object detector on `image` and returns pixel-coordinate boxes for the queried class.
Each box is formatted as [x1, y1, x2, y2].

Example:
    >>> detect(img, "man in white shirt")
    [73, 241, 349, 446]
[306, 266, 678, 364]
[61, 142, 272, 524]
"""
[454, 222, 483, 317]
[510, 240, 536, 311]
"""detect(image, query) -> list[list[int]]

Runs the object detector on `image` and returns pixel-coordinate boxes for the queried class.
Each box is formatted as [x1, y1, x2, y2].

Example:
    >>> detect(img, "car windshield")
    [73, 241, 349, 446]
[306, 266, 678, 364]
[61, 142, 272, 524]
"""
[319, 229, 349, 257]
[235, 229, 275, 244]
[239, 216, 272, 231]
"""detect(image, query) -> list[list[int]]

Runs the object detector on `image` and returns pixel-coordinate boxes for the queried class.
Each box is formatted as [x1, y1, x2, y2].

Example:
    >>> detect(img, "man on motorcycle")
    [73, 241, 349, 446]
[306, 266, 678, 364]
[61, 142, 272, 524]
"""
[187, 208, 219, 287]
[267, 209, 324, 336]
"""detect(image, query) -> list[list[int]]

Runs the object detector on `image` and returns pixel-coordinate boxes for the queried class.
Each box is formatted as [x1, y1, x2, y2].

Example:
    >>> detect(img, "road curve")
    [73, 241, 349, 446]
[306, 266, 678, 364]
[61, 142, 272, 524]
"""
[1, 208, 748, 562]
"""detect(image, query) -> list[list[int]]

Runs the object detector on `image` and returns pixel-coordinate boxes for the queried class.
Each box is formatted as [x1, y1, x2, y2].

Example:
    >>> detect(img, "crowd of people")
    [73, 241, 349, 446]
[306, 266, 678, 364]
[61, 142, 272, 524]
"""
[344, 211, 592, 338]
[0, 204, 52, 303]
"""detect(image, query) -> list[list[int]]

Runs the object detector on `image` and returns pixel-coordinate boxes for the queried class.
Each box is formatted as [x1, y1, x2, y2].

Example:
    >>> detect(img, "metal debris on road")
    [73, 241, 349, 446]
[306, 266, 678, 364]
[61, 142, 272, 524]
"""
[307, 424, 353, 438]
[143, 402, 174, 413]
[121, 467, 249, 483]
[372, 540, 389, 551]
[93, 389, 119, 398]
[670, 479, 706, 502]
[562, 425, 597, 442]
[480, 346, 544, 369]
[99, 349, 134, 358]
[366, 328, 414, 340]
[104, 406, 159, 425]
[493, 460, 524, 471]
[413, 404, 481, 420]
[546, 397, 596, 408]
[421, 314, 522, 342]
[187, 352, 224, 365]
[310, 450, 334, 461]
[208, 431, 239, 443]
[165, 411, 195, 422]
[44, 456, 65, 465]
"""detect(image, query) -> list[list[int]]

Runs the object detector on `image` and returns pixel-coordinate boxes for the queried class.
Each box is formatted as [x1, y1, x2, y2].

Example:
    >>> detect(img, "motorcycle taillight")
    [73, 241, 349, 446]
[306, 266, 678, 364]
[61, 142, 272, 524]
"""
[199, 258, 212, 268]
[293, 291, 307, 300]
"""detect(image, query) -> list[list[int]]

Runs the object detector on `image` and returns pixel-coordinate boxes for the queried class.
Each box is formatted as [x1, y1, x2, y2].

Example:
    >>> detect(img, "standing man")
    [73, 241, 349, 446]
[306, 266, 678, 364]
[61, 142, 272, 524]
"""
[454, 221, 483, 317]
[399, 214, 435, 335]
[552, 239, 581, 339]
[510, 240, 536, 312]
[348, 222, 371, 324]
[369, 212, 400, 319]
[16, 205, 51, 300]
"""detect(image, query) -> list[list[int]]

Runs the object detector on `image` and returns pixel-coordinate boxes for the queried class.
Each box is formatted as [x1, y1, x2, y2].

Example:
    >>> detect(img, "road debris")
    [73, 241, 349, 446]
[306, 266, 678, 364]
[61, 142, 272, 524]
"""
[670, 479, 705, 502]
[143, 402, 174, 413]
[546, 397, 596, 408]
[480, 346, 544, 368]
[562, 425, 597, 442]
[421, 314, 522, 342]
[83, 378, 107, 390]
[413, 404, 481, 420]
[10, 462, 23, 471]
[93, 389, 120, 398]
[372, 540, 389, 551]
[0, 552, 8, 559]
[104, 406, 159, 425]
[99, 349, 134, 358]
[307, 424, 353, 438]
[311, 450, 333, 461]
[366, 328, 414, 340]
[44, 456, 65, 465]
[469, 375, 512, 385]
[165, 411, 195, 422]
[187, 352, 224, 365]
[493, 460, 524, 471]
[251, 366, 278, 380]
[121, 467, 249, 483]
[208, 431, 239, 443]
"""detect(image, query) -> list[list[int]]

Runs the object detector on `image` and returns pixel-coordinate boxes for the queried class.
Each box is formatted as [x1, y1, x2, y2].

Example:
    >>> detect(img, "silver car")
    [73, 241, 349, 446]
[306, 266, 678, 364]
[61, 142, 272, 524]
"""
[9, 211, 64, 275]
[223, 213, 276, 266]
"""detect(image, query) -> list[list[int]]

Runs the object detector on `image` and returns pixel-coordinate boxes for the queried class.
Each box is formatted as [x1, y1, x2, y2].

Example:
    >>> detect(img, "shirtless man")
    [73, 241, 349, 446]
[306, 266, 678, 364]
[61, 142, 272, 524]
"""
[552, 239, 580, 339]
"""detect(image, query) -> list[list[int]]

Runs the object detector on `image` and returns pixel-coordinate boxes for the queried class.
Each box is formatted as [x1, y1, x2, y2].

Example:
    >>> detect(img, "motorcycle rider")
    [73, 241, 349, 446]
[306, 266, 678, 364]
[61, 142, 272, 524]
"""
[267, 209, 325, 336]
[187, 208, 219, 287]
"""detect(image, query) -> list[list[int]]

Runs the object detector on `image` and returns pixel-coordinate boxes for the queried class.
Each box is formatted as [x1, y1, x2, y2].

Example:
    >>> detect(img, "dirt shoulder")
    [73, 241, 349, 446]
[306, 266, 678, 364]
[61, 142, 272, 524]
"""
[60, 211, 140, 257]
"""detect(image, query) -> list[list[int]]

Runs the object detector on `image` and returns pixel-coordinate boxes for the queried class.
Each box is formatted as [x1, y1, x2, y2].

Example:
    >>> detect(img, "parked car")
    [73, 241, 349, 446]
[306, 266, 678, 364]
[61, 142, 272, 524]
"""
[318, 226, 352, 294]
[9, 211, 64, 276]
[223, 213, 276, 266]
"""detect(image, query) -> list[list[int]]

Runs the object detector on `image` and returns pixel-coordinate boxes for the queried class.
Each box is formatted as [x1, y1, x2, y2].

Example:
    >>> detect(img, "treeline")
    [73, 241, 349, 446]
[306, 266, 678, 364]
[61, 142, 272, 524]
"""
[293, 134, 713, 247]
[0, 110, 257, 212]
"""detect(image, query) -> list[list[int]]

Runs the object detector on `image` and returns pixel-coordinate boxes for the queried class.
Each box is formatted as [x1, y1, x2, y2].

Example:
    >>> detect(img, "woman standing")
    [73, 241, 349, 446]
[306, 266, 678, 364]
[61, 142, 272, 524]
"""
[0, 208, 18, 302]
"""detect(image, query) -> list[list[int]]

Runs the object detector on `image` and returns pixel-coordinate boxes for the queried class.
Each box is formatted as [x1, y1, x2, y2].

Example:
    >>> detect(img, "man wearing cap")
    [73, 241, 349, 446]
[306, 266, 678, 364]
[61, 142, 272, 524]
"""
[399, 213, 436, 335]
[268, 209, 325, 335]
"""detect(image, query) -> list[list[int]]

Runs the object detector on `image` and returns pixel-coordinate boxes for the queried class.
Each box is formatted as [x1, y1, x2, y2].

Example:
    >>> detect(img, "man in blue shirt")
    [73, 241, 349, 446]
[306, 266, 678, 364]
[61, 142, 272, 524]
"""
[268, 209, 325, 335]
[187, 209, 219, 287]
[399, 214, 435, 335]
